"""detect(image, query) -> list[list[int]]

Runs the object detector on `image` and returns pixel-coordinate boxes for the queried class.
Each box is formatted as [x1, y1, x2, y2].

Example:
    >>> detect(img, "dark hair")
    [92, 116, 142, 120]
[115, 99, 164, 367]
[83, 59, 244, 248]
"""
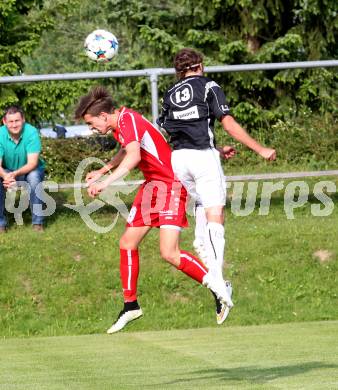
[74, 86, 116, 120]
[174, 48, 203, 79]
[3, 105, 24, 118]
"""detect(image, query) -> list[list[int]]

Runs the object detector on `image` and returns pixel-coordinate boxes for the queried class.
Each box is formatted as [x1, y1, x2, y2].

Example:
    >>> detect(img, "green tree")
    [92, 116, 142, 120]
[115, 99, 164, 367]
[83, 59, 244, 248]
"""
[0, 0, 86, 124]
[0, 0, 49, 77]
[103, 0, 337, 123]
[0, 0, 50, 109]
[3, 0, 338, 129]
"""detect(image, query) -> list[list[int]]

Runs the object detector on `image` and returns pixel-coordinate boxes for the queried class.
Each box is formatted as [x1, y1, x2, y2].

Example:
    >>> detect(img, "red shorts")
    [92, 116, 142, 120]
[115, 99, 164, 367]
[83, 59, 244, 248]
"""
[126, 180, 188, 228]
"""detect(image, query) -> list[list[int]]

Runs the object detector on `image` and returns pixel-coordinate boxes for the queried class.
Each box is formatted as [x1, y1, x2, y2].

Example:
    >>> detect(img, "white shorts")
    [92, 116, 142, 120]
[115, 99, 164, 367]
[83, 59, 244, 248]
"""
[171, 148, 226, 208]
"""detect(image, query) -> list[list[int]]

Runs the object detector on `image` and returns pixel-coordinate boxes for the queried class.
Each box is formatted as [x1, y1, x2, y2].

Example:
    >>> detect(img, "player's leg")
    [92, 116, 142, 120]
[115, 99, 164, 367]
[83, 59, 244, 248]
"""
[172, 150, 208, 263]
[159, 226, 206, 278]
[192, 149, 233, 322]
[159, 226, 233, 307]
[189, 149, 226, 274]
[193, 203, 232, 323]
[172, 149, 233, 321]
[119, 226, 151, 301]
[107, 225, 151, 334]
[204, 205, 225, 274]
[173, 149, 226, 274]
[193, 202, 209, 266]
[203, 205, 233, 324]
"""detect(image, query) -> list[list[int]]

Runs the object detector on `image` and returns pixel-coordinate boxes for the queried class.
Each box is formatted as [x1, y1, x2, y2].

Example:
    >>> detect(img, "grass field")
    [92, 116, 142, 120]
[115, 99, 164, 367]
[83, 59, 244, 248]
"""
[1, 321, 337, 389]
[0, 170, 337, 388]
[0, 177, 337, 336]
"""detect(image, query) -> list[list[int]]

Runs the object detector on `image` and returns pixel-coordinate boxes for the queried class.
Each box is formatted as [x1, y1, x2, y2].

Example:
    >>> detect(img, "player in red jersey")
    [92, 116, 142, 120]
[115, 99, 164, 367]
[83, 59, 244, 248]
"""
[75, 86, 233, 333]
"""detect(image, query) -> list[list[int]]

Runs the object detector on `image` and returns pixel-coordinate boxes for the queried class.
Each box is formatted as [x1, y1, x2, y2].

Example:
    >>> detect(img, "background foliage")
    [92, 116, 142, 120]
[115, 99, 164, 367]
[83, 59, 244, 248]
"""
[0, 0, 337, 172]
[41, 136, 117, 181]
[1, 1, 337, 120]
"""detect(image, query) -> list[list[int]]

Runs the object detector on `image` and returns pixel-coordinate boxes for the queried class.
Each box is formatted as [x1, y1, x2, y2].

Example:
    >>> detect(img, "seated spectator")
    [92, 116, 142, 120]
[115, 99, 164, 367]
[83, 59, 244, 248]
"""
[0, 105, 45, 232]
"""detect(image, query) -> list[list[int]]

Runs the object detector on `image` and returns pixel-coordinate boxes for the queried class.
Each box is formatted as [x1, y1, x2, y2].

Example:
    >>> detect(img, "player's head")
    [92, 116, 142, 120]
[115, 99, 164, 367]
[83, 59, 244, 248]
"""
[174, 48, 203, 79]
[2, 105, 25, 138]
[75, 86, 116, 134]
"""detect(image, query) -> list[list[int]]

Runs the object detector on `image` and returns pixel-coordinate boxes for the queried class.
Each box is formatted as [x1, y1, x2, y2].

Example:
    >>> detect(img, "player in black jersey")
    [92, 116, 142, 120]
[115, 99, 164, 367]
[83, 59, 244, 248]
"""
[158, 48, 276, 324]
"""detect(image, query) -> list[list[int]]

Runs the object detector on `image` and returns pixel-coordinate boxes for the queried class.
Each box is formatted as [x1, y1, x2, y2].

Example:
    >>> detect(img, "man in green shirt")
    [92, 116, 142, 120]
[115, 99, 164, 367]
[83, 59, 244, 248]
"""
[0, 105, 45, 232]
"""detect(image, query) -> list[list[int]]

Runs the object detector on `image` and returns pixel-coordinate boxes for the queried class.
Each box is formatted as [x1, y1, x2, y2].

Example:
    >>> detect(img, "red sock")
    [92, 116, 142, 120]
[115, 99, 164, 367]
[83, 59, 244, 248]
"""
[178, 250, 208, 284]
[120, 248, 139, 302]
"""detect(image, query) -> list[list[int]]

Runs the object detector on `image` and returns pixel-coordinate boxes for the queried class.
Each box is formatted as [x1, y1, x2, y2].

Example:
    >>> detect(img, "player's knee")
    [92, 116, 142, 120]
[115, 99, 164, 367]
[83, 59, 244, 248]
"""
[119, 235, 137, 250]
[160, 247, 178, 265]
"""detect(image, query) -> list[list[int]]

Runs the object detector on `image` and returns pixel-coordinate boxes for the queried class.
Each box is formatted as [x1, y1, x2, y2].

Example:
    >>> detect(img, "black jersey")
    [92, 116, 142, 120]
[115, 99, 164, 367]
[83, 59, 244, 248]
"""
[157, 75, 231, 150]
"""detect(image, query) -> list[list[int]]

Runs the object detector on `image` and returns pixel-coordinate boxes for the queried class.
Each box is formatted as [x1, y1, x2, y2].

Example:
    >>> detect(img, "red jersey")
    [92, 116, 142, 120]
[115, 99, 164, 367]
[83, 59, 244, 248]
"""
[114, 107, 175, 183]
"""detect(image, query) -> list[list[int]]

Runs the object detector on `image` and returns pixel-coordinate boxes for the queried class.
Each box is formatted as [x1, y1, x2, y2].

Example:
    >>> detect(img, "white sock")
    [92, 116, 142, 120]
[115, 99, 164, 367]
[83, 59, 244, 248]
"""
[205, 222, 225, 277]
[194, 205, 207, 247]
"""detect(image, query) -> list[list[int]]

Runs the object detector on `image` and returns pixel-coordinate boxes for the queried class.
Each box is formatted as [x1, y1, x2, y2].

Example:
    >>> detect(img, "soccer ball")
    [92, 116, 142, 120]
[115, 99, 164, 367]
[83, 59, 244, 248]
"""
[84, 29, 119, 62]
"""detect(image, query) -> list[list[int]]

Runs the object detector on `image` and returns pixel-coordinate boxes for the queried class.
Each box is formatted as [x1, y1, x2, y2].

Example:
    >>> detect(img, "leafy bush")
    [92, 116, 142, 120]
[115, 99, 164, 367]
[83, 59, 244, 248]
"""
[215, 113, 338, 170]
[41, 136, 117, 181]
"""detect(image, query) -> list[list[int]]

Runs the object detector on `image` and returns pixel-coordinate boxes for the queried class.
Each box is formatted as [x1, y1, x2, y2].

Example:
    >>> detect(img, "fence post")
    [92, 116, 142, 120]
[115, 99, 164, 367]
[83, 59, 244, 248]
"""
[149, 72, 159, 126]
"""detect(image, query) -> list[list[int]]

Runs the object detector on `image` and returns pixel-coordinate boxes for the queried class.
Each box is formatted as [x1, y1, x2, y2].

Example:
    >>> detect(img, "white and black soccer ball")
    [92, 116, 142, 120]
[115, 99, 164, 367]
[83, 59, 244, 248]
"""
[84, 29, 119, 62]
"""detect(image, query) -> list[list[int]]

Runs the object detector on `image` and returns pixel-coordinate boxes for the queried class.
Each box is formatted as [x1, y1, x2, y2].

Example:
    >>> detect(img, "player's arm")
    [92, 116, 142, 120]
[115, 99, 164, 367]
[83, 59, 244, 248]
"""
[221, 115, 276, 161]
[87, 141, 141, 197]
[207, 83, 275, 161]
[103, 141, 140, 182]
[105, 148, 126, 170]
[86, 148, 126, 184]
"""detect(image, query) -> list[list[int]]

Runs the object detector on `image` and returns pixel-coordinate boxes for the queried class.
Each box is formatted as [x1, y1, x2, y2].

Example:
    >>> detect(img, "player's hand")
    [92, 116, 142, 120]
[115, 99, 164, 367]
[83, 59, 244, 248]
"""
[86, 170, 103, 185]
[87, 181, 106, 198]
[218, 145, 236, 160]
[259, 147, 276, 161]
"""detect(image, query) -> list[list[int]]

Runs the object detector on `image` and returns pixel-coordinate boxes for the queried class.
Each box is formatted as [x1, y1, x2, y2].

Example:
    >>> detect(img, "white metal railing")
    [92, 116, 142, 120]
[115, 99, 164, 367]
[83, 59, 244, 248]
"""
[2, 60, 338, 185]
[8, 169, 338, 191]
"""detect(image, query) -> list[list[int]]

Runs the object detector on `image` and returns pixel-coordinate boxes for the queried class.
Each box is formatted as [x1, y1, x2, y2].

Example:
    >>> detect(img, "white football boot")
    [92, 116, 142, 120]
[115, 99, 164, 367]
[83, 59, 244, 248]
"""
[107, 308, 143, 334]
[203, 272, 234, 308]
[215, 281, 233, 324]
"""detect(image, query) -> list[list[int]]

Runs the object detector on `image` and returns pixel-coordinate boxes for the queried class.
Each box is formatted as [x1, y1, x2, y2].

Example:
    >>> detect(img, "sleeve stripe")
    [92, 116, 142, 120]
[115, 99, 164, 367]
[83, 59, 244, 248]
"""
[117, 107, 125, 128]
[142, 115, 168, 142]
[127, 113, 139, 141]
[204, 81, 219, 101]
